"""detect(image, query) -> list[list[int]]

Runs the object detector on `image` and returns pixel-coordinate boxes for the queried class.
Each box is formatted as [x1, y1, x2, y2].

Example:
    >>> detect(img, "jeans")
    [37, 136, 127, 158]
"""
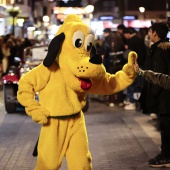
[126, 76, 144, 103]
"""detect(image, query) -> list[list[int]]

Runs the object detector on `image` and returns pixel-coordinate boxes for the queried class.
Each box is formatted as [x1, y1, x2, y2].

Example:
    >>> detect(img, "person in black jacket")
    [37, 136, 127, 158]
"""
[138, 22, 170, 168]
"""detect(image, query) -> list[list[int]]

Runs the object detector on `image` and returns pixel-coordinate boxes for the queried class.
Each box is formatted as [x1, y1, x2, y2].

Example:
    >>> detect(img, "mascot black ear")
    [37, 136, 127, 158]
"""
[43, 33, 65, 67]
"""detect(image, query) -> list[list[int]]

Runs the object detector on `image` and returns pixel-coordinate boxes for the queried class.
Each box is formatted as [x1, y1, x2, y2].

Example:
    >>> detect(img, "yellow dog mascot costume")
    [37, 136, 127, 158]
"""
[17, 14, 137, 170]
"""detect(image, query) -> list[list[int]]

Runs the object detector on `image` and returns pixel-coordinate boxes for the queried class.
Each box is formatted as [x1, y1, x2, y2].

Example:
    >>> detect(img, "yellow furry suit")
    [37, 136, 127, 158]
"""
[17, 14, 137, 170]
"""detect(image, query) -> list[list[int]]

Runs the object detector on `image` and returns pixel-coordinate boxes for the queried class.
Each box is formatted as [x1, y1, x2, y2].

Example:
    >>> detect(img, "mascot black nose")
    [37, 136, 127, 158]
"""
[89, 54, 102, 64]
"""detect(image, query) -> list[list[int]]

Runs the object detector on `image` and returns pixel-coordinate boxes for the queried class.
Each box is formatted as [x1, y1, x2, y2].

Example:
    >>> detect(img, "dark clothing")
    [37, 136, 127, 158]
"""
[110, 32, 125, 52]
[127, 34, 146, 67]
[160, 115, 170, 157]
[144, 70, 170, 89]
[101, 36, 112, 72]
[140, 39, 170, 114]
[22, 38, 32, 49]
[0, 47, 3, 63]
[101, 32, 125, 72]
[140, 39, 170, 158]
[8, 45, 18, 67]
[101, 32, 126, 104]
[125, 34, 146, 103]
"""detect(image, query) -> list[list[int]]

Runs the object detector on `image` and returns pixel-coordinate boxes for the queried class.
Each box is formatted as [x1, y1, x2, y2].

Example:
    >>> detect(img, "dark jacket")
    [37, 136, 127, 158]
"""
[127, 34, 146, 67]
[128, 35, 146, 67]
[144, 70, 170, 89]
[140, 39, 170, 114]
[101, 36, 111, 58]
[101, 35, 112, 72]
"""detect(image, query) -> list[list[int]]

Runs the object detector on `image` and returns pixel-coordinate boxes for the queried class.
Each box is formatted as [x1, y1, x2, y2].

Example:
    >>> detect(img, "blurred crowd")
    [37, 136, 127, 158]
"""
[0, 34, 46, 76]
[94, 24, 152, 111]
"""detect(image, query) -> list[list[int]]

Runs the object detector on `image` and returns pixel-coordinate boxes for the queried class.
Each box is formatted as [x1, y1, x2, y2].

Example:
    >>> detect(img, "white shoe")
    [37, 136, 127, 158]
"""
[150, 113, 158, 120]
[109, 103, 114, 107]
[119, 102, 124, 107]
[123, 99, 130, 105]
[124, 103, 136, 110]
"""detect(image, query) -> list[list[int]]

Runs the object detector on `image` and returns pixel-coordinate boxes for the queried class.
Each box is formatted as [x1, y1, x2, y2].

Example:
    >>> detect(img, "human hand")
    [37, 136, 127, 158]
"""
[133, 59, 144, 76]
[134, 59, 140, 73]
[124, 44, 128, 50]
[101, 55, 105, 61]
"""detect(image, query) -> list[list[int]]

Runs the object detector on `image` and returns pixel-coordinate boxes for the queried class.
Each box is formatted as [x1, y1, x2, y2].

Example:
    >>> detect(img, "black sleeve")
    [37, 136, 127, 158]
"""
[144, 70, 170, 89]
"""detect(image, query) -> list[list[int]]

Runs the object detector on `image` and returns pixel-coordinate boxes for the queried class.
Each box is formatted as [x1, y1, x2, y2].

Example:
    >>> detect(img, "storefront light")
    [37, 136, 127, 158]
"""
[139, 7, 145, 13]
[63, 7, 76, 14]
[89, 13, 93, 19]
[53, 7, 86, 15]
[34, 30, 41, 35]
[51, 24, 59, 30]
[43, 15, 49, 23]
[44, 22, 49, 27]
[85, 5, 94, 14]
[17, 18, 24, 27]
[27, 27, 35, 31]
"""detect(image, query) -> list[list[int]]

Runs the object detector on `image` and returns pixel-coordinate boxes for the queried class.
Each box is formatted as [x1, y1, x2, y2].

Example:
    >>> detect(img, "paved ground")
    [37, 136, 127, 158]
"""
[0, 90, 163, 170]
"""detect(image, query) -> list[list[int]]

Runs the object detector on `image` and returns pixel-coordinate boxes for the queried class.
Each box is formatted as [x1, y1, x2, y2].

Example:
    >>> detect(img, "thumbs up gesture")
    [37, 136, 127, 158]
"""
[122, 51, 138, 78]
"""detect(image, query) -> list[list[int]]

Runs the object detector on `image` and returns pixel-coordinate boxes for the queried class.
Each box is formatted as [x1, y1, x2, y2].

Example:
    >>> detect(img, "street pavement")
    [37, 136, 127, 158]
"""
[0, 90, 163, 170]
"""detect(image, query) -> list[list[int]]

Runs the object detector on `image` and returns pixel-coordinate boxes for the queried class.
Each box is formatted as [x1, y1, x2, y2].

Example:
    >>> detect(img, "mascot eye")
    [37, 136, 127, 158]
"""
[85, 34, 95, 51]
[72, 31, 84, 48]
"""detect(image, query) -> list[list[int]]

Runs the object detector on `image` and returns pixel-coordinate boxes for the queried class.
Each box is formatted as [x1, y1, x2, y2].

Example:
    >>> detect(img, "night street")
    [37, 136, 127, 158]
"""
[0, 0, 169, 169]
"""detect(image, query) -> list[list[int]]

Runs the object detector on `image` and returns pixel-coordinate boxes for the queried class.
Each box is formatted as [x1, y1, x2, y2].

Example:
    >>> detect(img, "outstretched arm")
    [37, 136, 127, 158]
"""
[134, 59, 170, 89]
[89, 51, 137, 94]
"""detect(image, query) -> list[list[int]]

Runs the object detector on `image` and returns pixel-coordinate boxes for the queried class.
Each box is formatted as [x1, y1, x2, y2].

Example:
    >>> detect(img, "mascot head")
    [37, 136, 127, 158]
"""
[43, 14, 106, 92]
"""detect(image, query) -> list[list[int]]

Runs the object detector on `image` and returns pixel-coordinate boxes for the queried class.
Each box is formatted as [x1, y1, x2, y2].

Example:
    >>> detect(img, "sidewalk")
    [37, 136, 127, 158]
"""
[0, 94, 161, 170]
[86, 98, 161, 170]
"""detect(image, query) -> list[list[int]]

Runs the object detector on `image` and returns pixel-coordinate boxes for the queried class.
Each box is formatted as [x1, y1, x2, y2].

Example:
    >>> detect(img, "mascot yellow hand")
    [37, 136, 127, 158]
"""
[122, 51, 138, 79]
[32, 112, 47, 124]
[25, 106, 50, 124]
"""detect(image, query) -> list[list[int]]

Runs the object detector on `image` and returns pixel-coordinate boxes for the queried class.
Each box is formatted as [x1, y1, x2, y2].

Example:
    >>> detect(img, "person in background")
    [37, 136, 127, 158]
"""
[0, 37, 3, 75]
[100, 28, 112, 105]
[123, 27, 146, 110]
[144, 27, 154, 55]
[101, 28, 112, 72]
[117, 24, 126, 46]
[20, 37, 33, 63]
[100, 28, 113, 106]
[22, 37, 32, 49]
[117, 24, 126, 34]
[6, 38, 18, 67]
[1, 36, 11, 75]
[108, 31, 127, 106]
[135, 22, 170, 168]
